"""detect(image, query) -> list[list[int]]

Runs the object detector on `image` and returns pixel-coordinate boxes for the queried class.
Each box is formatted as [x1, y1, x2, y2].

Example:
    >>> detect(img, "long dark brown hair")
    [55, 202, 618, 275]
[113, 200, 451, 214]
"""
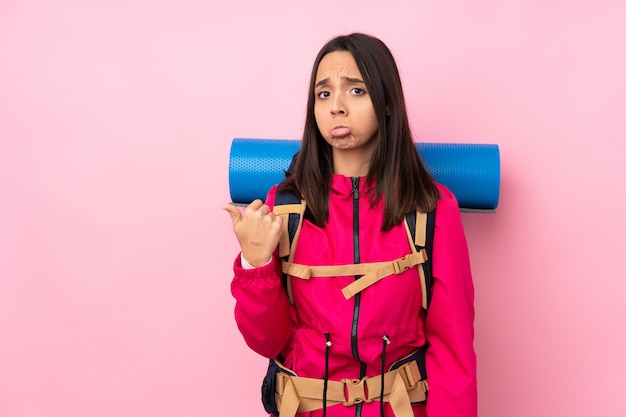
[280, 33, 439, 230]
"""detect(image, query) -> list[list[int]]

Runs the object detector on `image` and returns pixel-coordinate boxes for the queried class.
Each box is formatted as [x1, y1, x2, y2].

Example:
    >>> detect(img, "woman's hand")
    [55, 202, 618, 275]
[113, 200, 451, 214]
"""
[223, 199, 283, 267]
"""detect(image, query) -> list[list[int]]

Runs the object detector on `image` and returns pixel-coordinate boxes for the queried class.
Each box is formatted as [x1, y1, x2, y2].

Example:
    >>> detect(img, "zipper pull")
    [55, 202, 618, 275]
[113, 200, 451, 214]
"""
[352, 177, 360, 200]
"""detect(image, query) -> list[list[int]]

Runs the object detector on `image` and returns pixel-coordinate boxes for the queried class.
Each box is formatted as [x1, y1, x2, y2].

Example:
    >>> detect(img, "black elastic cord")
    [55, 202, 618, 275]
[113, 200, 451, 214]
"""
[380, 335, 390, 417]
[323, 332, 331, 417]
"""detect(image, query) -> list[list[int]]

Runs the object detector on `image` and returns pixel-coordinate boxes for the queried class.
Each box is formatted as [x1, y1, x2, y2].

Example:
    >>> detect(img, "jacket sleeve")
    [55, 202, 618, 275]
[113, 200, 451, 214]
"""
[425, 184, 478, 417]
[229, 186, 296, 359]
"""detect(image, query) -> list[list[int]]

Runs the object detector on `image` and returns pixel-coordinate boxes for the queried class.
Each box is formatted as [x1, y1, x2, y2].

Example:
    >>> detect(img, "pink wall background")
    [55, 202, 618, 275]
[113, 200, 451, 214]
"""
[2, 1, 625, 416]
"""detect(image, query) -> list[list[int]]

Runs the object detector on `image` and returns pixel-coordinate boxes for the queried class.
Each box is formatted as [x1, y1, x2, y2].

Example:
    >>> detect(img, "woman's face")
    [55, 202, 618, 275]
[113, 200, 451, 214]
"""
[313, 51, 379, 161]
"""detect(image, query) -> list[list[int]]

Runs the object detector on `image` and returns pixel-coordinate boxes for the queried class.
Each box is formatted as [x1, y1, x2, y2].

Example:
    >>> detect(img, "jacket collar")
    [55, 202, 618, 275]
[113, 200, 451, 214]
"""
[330, 174, 372, 198]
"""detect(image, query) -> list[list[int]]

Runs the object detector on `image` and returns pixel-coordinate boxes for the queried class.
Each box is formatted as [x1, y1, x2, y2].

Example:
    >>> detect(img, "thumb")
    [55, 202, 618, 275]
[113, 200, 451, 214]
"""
[222, 203, 243, 226]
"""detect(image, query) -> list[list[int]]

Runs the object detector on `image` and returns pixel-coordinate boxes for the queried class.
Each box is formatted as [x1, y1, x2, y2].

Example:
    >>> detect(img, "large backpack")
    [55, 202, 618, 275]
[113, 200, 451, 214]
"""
[262, 177, 435, 416]
[272, 188, 436, 309]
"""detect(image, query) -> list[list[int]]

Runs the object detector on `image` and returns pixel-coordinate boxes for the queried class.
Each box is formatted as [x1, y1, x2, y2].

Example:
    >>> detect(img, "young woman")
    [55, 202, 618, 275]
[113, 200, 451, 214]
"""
[224, 33, 476, 417]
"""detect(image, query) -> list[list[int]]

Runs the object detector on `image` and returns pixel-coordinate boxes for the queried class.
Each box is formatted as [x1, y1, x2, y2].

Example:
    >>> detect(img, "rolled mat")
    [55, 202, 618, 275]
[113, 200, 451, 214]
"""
[228, 138, 500, 212]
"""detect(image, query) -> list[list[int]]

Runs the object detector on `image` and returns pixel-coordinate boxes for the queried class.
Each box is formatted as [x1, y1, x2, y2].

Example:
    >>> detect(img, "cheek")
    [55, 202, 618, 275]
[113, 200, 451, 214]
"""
[313, 106, 325, 126]
[365, 109, 379, 131]
[356, 101, 377, 123]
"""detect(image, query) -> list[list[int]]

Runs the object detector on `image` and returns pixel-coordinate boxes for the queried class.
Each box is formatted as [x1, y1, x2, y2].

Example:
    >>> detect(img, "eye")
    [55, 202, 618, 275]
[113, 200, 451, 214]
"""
[351, 87, 366, 95]
[317, 91, 330, 99]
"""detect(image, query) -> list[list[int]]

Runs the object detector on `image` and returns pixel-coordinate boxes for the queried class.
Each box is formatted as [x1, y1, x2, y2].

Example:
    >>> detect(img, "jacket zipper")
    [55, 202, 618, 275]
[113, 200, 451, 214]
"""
[350, 177, 365, 417]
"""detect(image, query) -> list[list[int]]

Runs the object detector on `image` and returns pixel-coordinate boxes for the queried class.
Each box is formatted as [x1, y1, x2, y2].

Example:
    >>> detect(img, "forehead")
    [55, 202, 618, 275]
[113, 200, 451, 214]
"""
[315, 51, 362, 81]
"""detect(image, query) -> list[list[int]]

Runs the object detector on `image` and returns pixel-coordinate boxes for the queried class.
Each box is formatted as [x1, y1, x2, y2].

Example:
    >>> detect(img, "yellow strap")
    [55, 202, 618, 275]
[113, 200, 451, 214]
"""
[274, 203, 303, 258]
[275, 360, 426, 417]
[389, 371, 414, 417]
[414, 212, 431, 309]
[288, 200, 306, 263]
[283, 251, 427, 280]
[282, 260, 397, 280]
[341, 251, 427, 299]
[273, 204, 303, 216]
[415, 211, 427, 248]
[273, 200, 306, 303]
[275, 203, 430, 304]
[281, 250, 427, 299]
[278, 377, 300, 417]
[417, 264, 428, 310]
[278, 213, 291, 258]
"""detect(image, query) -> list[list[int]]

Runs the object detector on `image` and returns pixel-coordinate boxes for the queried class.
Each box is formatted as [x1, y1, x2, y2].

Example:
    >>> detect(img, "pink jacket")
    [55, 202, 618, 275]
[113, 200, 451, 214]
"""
[230, 176, 477, 417]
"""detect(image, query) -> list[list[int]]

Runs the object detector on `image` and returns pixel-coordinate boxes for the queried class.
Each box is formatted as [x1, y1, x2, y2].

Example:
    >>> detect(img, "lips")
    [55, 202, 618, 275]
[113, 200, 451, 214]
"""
[330, 126, 351, 138]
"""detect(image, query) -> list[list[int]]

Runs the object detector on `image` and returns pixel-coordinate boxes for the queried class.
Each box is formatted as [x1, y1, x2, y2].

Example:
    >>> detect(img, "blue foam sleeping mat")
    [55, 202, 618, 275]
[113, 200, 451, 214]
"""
[228, 138, 500, 212]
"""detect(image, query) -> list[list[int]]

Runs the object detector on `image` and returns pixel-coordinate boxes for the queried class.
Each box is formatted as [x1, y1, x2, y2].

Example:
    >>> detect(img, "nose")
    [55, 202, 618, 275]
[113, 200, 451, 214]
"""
[331, 95, 346, 116]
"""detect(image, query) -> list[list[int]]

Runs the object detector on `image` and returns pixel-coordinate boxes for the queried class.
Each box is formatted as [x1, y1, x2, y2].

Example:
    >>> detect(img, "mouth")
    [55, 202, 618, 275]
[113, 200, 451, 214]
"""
[330, 126, 351, 138]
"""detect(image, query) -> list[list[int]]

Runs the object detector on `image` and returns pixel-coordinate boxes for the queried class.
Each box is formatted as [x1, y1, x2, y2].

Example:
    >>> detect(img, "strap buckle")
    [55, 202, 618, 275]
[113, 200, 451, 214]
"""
[391, 255, 413, 274]
[397, 360, 421, 391]
[341, 377, 373, 406]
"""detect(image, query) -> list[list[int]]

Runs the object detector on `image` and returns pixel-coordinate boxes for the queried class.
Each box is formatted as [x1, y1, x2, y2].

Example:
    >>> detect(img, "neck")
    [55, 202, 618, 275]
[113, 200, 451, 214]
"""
[332, 152, 371, 177]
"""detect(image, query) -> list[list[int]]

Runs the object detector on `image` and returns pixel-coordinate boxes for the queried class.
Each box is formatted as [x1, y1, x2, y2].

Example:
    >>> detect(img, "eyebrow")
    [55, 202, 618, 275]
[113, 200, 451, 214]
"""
[315, 76, 365, 88]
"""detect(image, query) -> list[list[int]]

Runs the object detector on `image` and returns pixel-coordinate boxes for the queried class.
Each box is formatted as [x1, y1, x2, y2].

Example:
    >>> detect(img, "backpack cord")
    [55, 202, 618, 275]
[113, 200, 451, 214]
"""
[323, 332, 331, 417]
[380, 335, 391, 417]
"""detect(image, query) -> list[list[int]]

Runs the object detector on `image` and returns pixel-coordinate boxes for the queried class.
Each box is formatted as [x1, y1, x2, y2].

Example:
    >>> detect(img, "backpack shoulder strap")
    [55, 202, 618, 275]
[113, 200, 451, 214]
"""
[274, 187, 435, 309]
[404, 209, 436, 310]
[273, 189, 306, 303]
[273, 154, 306, 262]
[273, 189, 305, 260]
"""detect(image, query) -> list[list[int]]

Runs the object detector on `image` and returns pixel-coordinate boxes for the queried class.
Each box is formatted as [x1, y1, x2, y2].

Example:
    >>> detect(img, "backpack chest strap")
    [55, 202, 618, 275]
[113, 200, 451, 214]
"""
[281, 249, 428, 299]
